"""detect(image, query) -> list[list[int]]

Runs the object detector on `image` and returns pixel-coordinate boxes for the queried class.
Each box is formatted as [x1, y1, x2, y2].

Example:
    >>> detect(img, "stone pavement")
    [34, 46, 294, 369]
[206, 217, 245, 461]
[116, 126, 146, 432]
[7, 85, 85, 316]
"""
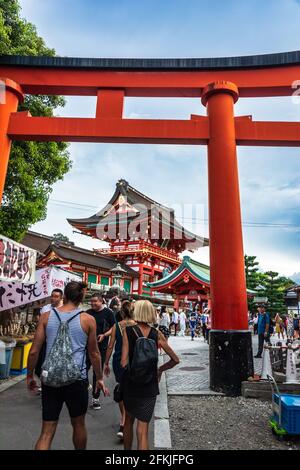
[165, 333, 300, 450]
[0, 371, 153, 450]
[0, 332, 275, 450]
[165, 333, 267, 394]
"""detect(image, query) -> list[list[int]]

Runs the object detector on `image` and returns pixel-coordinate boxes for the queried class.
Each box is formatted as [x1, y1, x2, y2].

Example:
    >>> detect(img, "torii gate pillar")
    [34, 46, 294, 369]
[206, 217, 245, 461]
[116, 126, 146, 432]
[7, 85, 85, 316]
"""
[0, 78, 23, 202]
[202, 82, 253, 395]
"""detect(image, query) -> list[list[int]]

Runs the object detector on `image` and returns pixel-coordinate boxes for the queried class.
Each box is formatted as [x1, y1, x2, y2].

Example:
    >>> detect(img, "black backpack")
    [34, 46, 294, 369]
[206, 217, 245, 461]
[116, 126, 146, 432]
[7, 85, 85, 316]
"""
[129, 326, 158, 384]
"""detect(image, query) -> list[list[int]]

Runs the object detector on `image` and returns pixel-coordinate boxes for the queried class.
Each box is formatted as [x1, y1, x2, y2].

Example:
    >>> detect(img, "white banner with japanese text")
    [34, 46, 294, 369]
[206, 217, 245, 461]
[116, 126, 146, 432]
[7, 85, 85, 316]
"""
[0, 234, 37, 282]
[0, 266, 82, 312]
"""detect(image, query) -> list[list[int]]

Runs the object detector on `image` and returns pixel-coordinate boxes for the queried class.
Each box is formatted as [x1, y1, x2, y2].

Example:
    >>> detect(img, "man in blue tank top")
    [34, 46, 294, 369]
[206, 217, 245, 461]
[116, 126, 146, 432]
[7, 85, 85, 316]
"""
[27, 281, 109, 450]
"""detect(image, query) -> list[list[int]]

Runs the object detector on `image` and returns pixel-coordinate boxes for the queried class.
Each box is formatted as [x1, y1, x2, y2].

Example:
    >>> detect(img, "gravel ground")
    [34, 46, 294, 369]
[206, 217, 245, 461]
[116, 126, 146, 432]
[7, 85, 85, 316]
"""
[169, 396, 300, 450]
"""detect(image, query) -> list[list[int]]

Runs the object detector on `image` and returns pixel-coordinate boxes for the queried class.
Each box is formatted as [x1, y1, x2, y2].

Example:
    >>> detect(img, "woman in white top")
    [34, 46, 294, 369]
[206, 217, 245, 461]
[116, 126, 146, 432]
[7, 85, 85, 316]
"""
[158, 307, 170, 343]
[178, 310, 187, 337]
[159, 310, 170, 328]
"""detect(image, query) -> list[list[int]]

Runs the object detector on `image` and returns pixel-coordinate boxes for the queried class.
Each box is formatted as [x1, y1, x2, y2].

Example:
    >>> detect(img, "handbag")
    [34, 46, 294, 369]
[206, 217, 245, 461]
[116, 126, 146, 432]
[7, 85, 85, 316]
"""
[113, 382, 123, 403]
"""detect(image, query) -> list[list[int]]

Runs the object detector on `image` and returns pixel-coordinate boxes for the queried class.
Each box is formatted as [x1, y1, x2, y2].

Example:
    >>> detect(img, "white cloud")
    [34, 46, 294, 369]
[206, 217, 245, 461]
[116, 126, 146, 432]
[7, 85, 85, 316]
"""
[16, 0, 300, 276]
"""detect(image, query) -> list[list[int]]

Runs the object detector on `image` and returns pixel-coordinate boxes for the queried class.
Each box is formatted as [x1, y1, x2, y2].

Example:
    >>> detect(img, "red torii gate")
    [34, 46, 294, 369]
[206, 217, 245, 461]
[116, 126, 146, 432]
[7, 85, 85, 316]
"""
[1, 51, 300, 395]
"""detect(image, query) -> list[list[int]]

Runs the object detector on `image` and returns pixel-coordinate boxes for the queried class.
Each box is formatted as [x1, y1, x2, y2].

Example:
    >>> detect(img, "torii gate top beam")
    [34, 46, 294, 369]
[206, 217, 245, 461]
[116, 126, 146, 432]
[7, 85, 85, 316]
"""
[1, 51, 299, 394]
[1, 51, 300, 97]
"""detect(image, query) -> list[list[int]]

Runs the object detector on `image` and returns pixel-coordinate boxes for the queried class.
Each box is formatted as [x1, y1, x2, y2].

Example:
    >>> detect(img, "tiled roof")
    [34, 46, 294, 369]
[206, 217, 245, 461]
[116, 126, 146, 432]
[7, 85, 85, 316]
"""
[21, 230, 138, 277]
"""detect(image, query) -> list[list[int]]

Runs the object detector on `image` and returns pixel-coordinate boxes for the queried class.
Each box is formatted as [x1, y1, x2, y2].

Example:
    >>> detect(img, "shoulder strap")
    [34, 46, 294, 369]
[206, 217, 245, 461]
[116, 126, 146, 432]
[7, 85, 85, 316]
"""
[52, 307, 81, 324]
[132, 325, 143, 338]
[52, 307, 61, 323]
[67, 311, 82, 324]
[118, 322, 123, 337]
[150, 325, 158, 338]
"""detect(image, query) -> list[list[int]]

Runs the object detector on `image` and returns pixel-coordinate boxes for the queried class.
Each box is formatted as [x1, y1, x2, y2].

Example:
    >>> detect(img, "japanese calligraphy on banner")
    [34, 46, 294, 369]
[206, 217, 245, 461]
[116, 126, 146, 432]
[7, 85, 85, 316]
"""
[0, 235, 37, 282]
[0, 266, 82, 312]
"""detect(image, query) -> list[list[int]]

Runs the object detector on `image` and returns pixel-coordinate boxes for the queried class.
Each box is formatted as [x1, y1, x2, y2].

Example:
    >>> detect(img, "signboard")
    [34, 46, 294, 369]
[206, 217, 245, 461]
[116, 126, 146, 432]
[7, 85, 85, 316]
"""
[0, 266, 81, 312]
[0, 234, 37, 282]
[253, 296, 268, 304]
[89, 282, 105, 292]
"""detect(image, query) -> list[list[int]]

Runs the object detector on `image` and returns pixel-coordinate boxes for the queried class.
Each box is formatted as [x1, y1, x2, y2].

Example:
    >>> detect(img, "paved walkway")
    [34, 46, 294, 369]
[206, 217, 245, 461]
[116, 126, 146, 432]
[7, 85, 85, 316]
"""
[0, 371, 152, 450]
[0, 332, 277, 450]
[165, 333, 268, 394]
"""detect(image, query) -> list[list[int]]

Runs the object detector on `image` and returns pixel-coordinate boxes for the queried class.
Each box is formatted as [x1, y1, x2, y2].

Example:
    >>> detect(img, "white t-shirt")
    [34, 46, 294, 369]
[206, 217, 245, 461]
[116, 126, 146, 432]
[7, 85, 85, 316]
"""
[159, 312, 170, 328]
[40, 303, 52, 314]
[179, 312, 186, 323]
[40, 302, 63, 314]
[172, 311, 179, 323]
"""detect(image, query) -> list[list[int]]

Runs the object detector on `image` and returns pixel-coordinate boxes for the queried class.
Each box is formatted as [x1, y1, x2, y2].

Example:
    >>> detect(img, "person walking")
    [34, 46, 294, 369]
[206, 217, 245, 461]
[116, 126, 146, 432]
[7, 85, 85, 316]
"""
[26, 281, 109, 450]
[178, 310, 187, 337]
[169, 308, 179, 336]
[195, 306, 202, 338]
[281, 314, 287, 337]
[121, 300, 179, 450]
[205, 311, 212, 343]
[275, 313, 284, 340]
[109, 291, 121, 315]
[104, 300, 136, 440]
[40, 289, 64, 315]
[286, 312, 294, 340]
[253, 313, 258, 335]
[189, 311, 197, 341]
[254, 305, 270, 358]
[86, 293, 115, 410]
[158, 306, 170, 343]
[200, 309, 208, 340]
[293, 314, 300, 340]
[35, 289, 64, 381]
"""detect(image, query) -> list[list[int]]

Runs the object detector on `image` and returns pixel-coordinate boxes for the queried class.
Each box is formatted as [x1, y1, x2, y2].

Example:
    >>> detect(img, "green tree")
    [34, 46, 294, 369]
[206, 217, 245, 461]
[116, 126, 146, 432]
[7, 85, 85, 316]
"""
[263, 271, 291, 316]
[245, 255, 260, 290]
[244, 255, 263, 312]
[53, 233, 70, 243]
[0, 0, 71, 241]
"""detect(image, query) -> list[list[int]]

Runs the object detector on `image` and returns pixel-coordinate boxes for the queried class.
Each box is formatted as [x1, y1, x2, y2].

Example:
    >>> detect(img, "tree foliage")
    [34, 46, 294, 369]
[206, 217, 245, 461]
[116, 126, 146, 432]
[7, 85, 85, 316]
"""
[245, 255, 296, 315]
[0, 0, 71, 241]
[53, 233, 70, 243]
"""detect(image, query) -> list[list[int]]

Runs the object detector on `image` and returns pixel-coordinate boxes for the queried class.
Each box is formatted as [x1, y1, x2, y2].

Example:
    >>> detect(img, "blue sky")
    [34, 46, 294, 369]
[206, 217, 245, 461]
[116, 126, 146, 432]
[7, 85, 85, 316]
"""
[18, 0, 300, 280]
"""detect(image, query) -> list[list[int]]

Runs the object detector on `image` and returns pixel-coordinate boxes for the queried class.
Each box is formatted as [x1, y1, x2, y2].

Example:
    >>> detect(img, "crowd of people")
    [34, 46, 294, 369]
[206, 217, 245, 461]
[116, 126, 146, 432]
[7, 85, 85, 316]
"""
[248, 305, 300, 358]
[26, 283, 179, 451]
[156, 303, 212, 342]
[28, 285, 297, 450]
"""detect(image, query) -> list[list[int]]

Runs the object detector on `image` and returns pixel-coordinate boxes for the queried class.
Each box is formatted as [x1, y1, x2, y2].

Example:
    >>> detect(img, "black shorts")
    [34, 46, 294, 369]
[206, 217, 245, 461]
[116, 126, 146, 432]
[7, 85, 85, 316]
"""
[41, 380, 89, 422]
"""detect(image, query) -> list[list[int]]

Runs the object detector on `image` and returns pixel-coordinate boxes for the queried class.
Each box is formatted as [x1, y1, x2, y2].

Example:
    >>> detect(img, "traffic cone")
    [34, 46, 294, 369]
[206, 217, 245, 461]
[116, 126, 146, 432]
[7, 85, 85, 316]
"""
[261, 346, 272, 380]
[284, 346, 300, 384]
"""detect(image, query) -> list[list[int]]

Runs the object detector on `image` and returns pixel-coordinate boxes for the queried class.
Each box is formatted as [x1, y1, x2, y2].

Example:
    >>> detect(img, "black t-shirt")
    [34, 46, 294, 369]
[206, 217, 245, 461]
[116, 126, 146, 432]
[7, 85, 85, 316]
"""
[86, 307, 115, 350]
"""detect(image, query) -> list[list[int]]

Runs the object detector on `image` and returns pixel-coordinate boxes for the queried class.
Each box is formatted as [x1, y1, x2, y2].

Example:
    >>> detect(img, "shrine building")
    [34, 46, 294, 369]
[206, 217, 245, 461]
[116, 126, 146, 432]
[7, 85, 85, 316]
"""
[67, 179, 208, 297]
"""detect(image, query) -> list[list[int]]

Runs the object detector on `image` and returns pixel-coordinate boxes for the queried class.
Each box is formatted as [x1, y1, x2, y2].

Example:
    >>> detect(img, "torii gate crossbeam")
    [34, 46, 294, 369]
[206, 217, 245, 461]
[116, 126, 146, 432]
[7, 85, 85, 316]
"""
[1, 51, 300, 395]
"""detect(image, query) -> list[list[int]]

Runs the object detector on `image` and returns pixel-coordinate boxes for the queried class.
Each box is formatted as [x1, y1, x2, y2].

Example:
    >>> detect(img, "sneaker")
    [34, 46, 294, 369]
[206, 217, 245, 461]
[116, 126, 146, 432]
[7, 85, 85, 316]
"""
[117, 425, 124, 439]
[92, 398, 101, 410]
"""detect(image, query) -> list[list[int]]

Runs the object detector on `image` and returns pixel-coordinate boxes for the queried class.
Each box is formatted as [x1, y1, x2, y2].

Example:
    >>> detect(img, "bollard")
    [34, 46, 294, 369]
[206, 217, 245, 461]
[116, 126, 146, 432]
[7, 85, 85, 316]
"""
[284, 345, 300, 384]
[261, 345, 273, 380]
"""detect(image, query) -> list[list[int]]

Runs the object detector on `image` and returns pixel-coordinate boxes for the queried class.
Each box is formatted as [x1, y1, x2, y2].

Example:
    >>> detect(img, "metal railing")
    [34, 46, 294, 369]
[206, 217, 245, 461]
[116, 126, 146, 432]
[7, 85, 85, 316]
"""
[96, 241, 180, 262]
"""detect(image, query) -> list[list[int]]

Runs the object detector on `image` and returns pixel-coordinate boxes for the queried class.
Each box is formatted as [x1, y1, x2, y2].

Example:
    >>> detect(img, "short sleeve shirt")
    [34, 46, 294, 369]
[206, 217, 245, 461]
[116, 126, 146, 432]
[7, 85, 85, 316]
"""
[257, 313, 270, 335]
[86, 307, 115, 350]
